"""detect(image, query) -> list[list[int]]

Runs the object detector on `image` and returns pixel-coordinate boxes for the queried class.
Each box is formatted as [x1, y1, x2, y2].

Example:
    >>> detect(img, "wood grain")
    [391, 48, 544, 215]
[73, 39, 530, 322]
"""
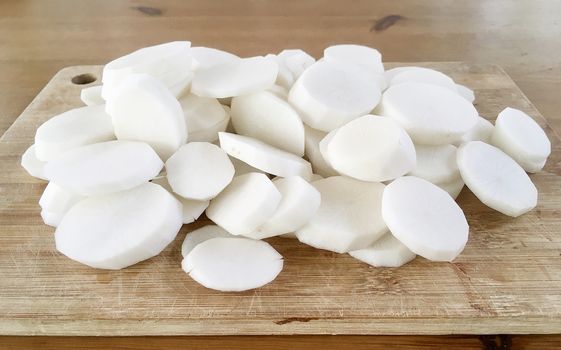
[0, 63, 560, 337]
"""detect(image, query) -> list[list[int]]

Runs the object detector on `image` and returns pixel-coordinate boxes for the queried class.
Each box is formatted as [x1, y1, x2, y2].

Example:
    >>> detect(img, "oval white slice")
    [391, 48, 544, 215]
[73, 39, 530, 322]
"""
[454, 116, 494, 146]
[39, 182, 85, 217]
[304, 126, 338, 177]
[384, 66, 416, 84]
[436, 176, 465, 199]
[44, 140, 163, 196]
[323, 44, 384, 74]
[80, 85, 104, 106]
[182, 237, 283, 292]
[35, 105, 115, 161]
[349, 233, 416, 268]
[456, 83, 475, 103]
[179, 94, 229, 143]
[151, 176, 209, 224]
[55, 182, 183, 269]
[189, 47, 240, 71]
[21, 144, 48, 180]
[295, 176, 387, 253]
[409, 144, 459, 184]
[382, 176, 469, 262]
[278, 49, 316, 79]
[389, 67, 457, 92]
[457, 141, 538, 217]
[181, 225, 233, 258]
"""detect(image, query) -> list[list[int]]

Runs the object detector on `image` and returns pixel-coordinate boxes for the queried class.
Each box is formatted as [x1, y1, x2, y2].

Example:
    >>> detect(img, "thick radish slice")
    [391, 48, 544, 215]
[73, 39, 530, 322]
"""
[206, 173, 281, 235]
[491, 107, 551, 173]
[179, 94, 229, 143]
[389, 67, 457, 92]
[244, 176, 321, 239]
[324, 44, 384, 74]
[151, 176, 209, 224]
[166, 142, 234, 200]
[349, 233, 416, 268]
[219, 132, 313, 180]
[35, 105, 115, 161]
[39, 182, 85, 217]
[384, 66, 416, 84]
[382, 176, 469, 262]
[55, 182, 182, 269]
[41, 209, 63, 227]
[278, 49, 315, 79]
[295, 176, 387, 253]
[321, 115, 416, 182]
[457, 141, 537, 217]
[454, 116, 494, 146]
[21, 145, 48, 180]
[265, 54, 294, 89]
[304, 126, 338, 177]
[456, 83, 475, 103]
[181, 225, 233, 258]
[231, 91, 305, 156]
[44, 140, 163, 196]
[288, 60, 381, 132]
[80, 85, 104, 106]
[409, 144, 459, 184]
[182, 237, 283, 292]
[380, 82, 478, 145]
[437, 176, 465, 199]
[106, 73, 187, 160]
[191, 56, 278, 98]
[190, 47, 240, 71]
[229, 156, 265, 176]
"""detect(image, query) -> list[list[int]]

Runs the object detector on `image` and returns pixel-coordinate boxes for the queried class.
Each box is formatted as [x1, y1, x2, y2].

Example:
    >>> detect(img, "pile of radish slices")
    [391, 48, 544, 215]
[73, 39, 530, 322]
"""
[21, 42, 551, 292]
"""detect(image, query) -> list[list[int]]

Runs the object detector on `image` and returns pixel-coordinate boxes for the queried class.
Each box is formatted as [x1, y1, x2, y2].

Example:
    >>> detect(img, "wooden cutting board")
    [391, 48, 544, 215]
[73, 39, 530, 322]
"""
[0, 63, 560, 336]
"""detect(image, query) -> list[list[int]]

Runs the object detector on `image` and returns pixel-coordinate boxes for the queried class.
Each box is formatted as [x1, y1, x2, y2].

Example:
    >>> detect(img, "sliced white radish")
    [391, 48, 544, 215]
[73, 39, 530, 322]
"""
[231, 90, 305, 156]
[181, 225, 233, 258]
[182, 237, 283, 292]
[295, 176, 387, 253]
[39, 182, 85, 217]
[384, 66, 415, 84]
[206, 173, 281, 235]
[35, 105, 115, 161]
[106, 73, 187, 160]
[457, 141, 538, 217]
[41, 209, 63, 227]
[278, 49, 315, 79]
[436, 176, 465, 199]
[288, 60, 381, 132]
[55, 182, 182, 269]
[304, 126, 338, 177]
[165, 142, 234, 200]
[265, 54, 294, 89]
[179, 94, 229, 143]
[244, 176, 321, 239]
[323, 44, 384, 74]
[454, 116, 494, 146]
[44, 140, 163, 196]
[409, 144, 459, 184]
[21, 144, 48, 180]
[456, 83, 475, 103]
[380, 82, 478, 145]
[189, 47, 240, 71]
[191, 56, 278, 98]
[151, 176, 209, 224]
[80, 85, 104, 106]
[229, 156, 265, 176]
[349, 233, 416, 268]
[219, 132, 312, 180]
[389, 67, 457, 92]
[491, 107, 551, 173]
[382, 176, 469, 262]
[321, 115, 416, 182]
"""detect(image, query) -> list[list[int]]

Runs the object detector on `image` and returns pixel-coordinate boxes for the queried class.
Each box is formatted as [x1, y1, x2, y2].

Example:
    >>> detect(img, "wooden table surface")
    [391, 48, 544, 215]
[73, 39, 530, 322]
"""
[0, 0, 560, 348]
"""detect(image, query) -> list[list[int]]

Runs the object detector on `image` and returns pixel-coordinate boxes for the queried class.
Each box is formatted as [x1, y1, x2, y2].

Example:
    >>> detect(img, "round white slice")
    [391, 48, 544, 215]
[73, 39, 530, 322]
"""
[436, 176, 465, 199]
[322, 115, 416, 182]
[106, 73, 187, 160]
[39, 182, 85, 216]
[35, 105, 115, 161]
[80, 85, 104, 106]
[457, 141, 538, 217]
[181, 225, 233, 258]
[231, 90, 305, 156]
[41, 209, 64, 227]
[182, 237, 283, 292]
[166, 142, 234, 200]
[278, 49, 316, 79]
[288, 60, 381, 132]
[323, 44, 384, 74]
[244, 176, 321, 240]
[456, 83, 475, 103]
[349, 233, 416, 268]
[382, 176, 469, 262]
[219, 132, 312, 180]
[389, 67, 457, 92]
[191, 56, 278, 98]
[55, 182, 182, 269]
[179, 94, 229, 143]
[206, 173, 281, 235]
[409, 144, 459, 184]
[21, 144, 48, 180]
[151, 176, 209, 224]
[304, 126, 338, 177]
[189, 47, 240, 71]
[380, 82, 478, 145]
[295, 176, 387, 253]
[384, 66, 416, 84]
[44, 140, 163, 196]
[454, 116, 494, 146]
[491, 107, 551, 173]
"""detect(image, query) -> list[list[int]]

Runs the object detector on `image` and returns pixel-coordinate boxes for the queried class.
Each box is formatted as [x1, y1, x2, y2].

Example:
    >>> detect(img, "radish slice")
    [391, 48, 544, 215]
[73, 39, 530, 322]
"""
[229, 156, 265, 176]
[321, 115, 416, 182]
[166, 142, 234, 200]
[35, 105, 115, 161]
[191, 56, 278, 98]
[456, 83, 475, 103]
[55, 182, 182, 269]
[454, 116, 494, 146]
[190, 47, 240, 71]
[295, 176, 387, 253]
[349, 233, 416, 268]
[151, 176, 209, 224]
[181, 225, 233, 258]
[380, 82, 478, 145]
[409, 144, 459, 184]
[182, 237, 283, 292]
[206, 173, 281, 235]
[304, 126, 338, 177]
[21, 145, 48, 180]
[491, 107, 551, 173]
[219, 132, 313, 180]
[323, 44, 384, 74]
[179, 94, 229, 143]
[41, 209, 63, 227]
[244, 176, 321, 239]
[389, 67, 457, 92]
[382, 176, 469, 262]
[106, 73, 187, 160]
[384, 66, 416, 84]
[437, 176, 465, 199]
[457, 141, 538, 217]
[267, 84, 289, 100]
[278, 49, 316, 79]
[265, 54, 294, 89]
[288, 60, 381, 132]
[39, 182, 85, 217]
[231, 91, 305, 156]
[80, 85, 104, 106]
[44, 140, 163, 196]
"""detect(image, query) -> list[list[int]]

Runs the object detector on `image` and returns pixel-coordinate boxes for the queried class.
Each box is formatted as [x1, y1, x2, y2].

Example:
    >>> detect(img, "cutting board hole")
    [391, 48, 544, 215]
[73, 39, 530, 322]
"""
[71, 73, 97, 85]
